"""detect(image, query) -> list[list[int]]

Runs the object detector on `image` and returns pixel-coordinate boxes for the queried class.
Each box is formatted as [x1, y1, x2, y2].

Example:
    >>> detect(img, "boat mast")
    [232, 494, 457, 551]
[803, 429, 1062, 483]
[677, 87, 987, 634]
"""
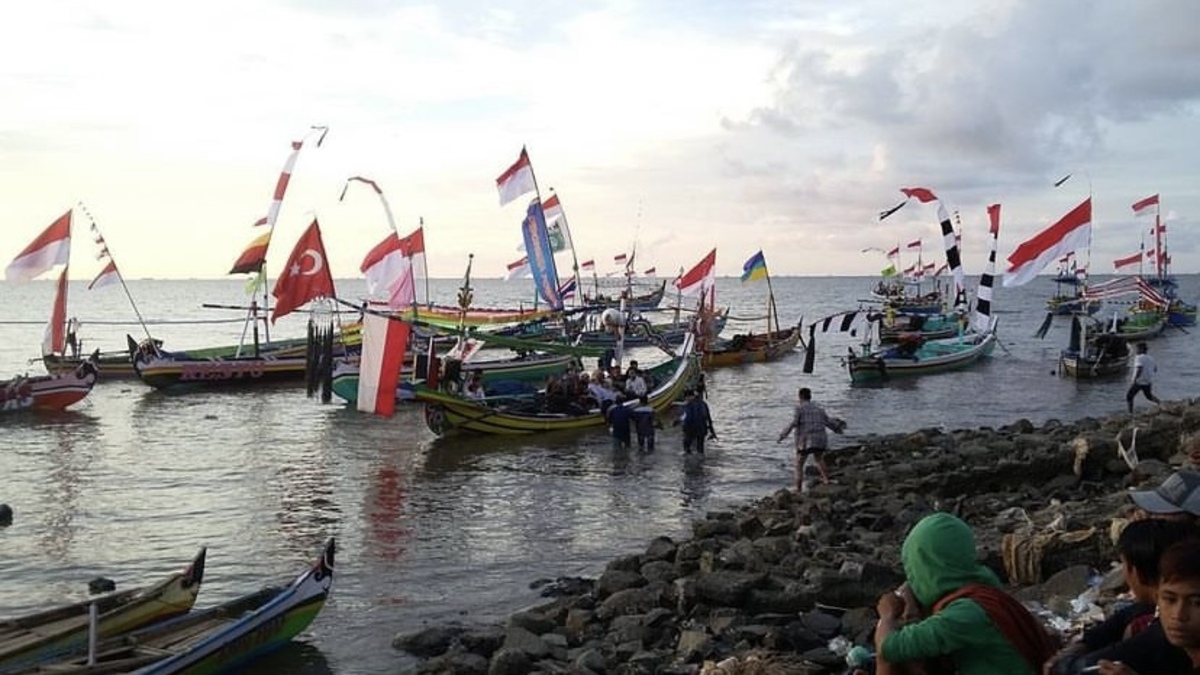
[77, 203, 155, 344]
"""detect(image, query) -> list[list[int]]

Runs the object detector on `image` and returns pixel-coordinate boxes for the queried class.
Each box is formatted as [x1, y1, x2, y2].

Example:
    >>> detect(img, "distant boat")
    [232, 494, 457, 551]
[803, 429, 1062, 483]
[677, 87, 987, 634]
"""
[1059, 315, 1131, 379]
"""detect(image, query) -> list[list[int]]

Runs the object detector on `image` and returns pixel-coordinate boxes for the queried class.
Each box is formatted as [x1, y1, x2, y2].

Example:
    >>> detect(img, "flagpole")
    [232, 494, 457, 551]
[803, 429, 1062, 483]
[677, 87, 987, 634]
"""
[420, 217, 430, 307]
[547, 188, 582, 308]
[76, 202, 154, 344]
[764, 264, 778, 335]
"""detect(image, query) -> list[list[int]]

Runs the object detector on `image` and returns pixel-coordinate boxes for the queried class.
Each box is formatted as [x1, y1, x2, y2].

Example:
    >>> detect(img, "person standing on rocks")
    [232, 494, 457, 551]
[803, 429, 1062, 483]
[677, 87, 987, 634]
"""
[1127, 342, 1161, 414]
[874, 512, 1059, 675]
[777, 387, 845, 488]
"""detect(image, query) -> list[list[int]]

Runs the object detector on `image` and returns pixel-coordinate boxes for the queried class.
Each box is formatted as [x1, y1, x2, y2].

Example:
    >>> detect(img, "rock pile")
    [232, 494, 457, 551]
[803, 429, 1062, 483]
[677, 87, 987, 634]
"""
[393, 400, 1200, 674]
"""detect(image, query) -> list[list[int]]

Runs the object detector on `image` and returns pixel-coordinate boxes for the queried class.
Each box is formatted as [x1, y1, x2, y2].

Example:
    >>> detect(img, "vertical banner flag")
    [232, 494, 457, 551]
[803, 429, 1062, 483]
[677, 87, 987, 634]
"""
[520, 201, 563, 310]
[356, 312, 410, 417]
[7, 211, 72, 281]
[272, 219, 336, 323]
[496, 147, 536, 206]
[741, 250, 768, 283]
[43, 266, 69, 355]
[1003, 199, 1092, 287]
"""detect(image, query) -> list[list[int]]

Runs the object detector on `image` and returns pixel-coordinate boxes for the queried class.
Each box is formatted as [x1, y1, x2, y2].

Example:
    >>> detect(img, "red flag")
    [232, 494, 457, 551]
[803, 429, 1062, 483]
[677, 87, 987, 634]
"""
[252, 216, 269, 227]
[580, 259, 595, 271]
[271, 220, 335, 323]
[643, 267, 656, 276]
[675, 248, 716, 297]
[906, 239, 922, 249]
[356, 312, 410, 417]
[1113, 252, 1143, 270]
[885, 246, 900, 258]
[7, 211, 72, 282]
[1132, 194, 1159, 217]
[230, 231, 272, 274]
[496, 148, 535, 206]
[613, 253, 628, 264]
[901, 187, 938, 203]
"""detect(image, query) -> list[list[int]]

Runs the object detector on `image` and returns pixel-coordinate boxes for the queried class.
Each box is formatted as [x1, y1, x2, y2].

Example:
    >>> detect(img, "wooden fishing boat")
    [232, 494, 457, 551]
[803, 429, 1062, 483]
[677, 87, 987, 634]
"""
[702, 324, 802, 368]
[0, 549, 205, 674]
[1111, 309, 1167, 341]
[1059, 315, 1130, 379]
[416, 334, 699, 435]
[409, 304, 558, 329]
[0, 362, 98, 413]
[570, 309, 727, 348]
[844, 330, 997, 384]
[583, 279, 667, 311]
[20, 539, 334, 675]
[128, 330, 359, 392]
[330, 351, 583, 404]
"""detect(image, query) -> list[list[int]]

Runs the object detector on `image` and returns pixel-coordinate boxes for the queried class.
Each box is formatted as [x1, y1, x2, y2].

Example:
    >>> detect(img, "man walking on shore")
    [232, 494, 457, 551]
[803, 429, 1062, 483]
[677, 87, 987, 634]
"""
[777, 387, 845, 489]
[1127, 342, 1161, 414]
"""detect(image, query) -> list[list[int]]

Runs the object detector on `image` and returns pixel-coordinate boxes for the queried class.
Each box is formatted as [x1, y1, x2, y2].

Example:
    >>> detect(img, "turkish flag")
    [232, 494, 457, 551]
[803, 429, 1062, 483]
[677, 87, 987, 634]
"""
[272, 219, 335, 323]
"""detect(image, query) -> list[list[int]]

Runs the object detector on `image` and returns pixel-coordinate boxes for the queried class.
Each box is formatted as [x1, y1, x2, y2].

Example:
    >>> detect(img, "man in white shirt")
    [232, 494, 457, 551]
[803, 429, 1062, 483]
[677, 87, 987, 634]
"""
[1127, 341, 1161, 414]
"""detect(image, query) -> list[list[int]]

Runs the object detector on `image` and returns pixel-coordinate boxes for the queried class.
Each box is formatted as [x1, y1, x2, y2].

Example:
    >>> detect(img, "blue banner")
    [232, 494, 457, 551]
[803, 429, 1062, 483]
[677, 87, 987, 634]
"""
[520, 201, 563, 310]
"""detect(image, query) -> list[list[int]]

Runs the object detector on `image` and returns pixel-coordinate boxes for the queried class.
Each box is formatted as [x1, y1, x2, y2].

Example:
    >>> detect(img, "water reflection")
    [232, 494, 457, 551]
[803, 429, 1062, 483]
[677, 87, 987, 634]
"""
[680, 454, 710, 506]
[35, 412, 101, 560]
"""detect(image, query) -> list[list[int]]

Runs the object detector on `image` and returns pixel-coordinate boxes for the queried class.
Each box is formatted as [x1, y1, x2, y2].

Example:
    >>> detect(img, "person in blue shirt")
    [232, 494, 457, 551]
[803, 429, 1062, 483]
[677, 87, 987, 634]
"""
[607, 395, 632, 450]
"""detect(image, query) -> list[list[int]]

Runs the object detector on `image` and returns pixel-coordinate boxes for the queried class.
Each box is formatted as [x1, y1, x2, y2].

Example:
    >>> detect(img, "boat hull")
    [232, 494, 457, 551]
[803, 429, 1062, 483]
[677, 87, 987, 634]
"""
[0, 364, 97, 413]
[330, 353, 580, 404]
[846, 332, 996, 384]
[703, 326, 801, 368]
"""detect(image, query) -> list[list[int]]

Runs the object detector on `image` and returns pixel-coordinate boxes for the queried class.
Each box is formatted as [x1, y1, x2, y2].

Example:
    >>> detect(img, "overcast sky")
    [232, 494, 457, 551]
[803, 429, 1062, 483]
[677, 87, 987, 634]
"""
[2, 0, 1198, 282]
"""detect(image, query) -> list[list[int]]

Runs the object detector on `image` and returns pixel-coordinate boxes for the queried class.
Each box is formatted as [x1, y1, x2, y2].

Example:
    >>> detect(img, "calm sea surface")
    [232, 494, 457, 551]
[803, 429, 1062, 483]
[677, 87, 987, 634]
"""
[2, 275, 1198, 674]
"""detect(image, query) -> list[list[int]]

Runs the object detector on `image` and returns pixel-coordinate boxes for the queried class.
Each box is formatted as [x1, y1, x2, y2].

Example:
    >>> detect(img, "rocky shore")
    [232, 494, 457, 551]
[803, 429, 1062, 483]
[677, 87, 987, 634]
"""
[392, 399, 1200, 674]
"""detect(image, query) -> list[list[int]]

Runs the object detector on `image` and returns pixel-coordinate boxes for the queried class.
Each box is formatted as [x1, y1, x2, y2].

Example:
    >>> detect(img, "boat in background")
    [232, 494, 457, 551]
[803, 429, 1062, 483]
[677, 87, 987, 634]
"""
[703, 250, 802, 368]
[1059, 314, 1131, 378]
[0, 549, 205, 675]
[0, 361, 97, 413]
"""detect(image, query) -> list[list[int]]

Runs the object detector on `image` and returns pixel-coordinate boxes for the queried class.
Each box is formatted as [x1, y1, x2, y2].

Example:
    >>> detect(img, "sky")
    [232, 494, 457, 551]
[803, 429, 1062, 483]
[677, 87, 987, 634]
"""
[2, 0, 1199, 284]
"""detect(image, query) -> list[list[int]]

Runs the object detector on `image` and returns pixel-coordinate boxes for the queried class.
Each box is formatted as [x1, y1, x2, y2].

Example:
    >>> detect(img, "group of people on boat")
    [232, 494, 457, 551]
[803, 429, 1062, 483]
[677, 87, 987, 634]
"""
[539, 360, 651, 416]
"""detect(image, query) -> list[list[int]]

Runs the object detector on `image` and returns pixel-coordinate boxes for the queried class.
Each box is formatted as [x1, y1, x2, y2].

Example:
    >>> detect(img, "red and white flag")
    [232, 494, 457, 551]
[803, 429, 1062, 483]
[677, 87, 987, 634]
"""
[906, 239, 922, 249]
[613, 253, 628, 264]
[1003, 198, 1091, 288]
[580, 259, 595, 271]
[356, 312, 410, 417]
[7, 211, 71, 281]
[1132, 194, 1159, 217]
[1113, 252, 1143, 270]
[361, 226, 426, 308]
[901, 187, 939, 203]
[675, 248, 716, 298]
[504, 257, 531, 280]
[542, 193, 564, 222]
[886, 246, 900, 258]
[643, 267, 656, 277]
[272, 219, 336, 323]
[496, 148, 536, 206]
[88, 260, 120, 290]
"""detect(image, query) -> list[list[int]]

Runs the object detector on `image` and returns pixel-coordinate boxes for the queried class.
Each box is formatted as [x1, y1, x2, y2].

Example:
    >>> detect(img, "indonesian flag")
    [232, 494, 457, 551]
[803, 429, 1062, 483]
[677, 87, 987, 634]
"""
[88, 260, 120, 290]
[1113, 252, 1143, 270]
[1132, 194, 1159, 217]
[613, 253, 628, 265]
[580, 259, 595, 271]
[356, 312, 410, 417]
[901, 187, 939, 203]
[906, 239, 922, 249]
[361, 226, 426, 308]
[933, 262, 948, 276]
[643, 267, 656, 276]
[271, 219, 336, 323]
[886, 246, 900, 258]
[675, 248, 716, 298]
[43, 266, 69, 355]
[496, 147, 536, 206]
[1003, 198, 1091, 288]
[7, 211, 72, 281]
[504, 257, 531, 280]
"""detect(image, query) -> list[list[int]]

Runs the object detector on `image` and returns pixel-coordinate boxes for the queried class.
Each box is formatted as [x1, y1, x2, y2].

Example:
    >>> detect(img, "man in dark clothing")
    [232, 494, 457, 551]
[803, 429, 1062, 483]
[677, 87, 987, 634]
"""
[678, 389, 715, 454]
[631, 394, 660, 452]
[607, 396, 632, 450]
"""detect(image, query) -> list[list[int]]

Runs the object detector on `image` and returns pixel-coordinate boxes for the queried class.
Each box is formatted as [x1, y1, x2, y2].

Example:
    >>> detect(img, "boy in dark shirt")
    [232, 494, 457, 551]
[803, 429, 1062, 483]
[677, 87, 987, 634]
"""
[606, 395, 632, 450]
[631, 394, 661, 452]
